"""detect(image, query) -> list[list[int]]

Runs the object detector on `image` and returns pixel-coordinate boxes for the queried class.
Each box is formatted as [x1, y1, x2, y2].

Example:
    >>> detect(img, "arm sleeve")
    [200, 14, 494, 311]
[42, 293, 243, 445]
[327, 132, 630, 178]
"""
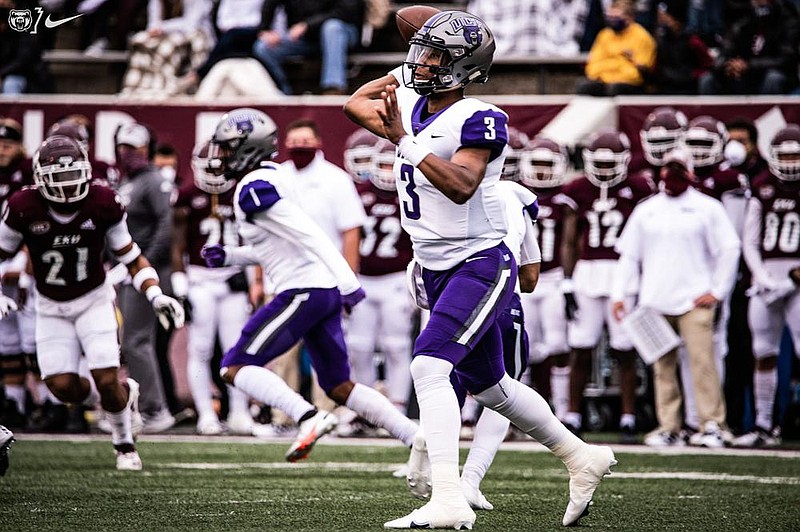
[0, 222, 23, 256]
[520, 210, 541, 266]
[741, 198, 775, 289]
[461, 109, 509, 162]
[105, 215, 135, 251]
[708, 203, 742, 300]
[611, 210, 642, 301]
[253, 200, 361, 294]
[225, 245, 262, 266]
[141, 177, 174, 266]
[612, 254, 640, 302]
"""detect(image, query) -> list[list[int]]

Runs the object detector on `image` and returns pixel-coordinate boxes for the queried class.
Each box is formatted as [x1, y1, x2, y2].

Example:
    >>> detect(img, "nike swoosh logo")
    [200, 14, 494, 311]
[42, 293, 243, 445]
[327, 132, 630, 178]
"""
[465, 256, 487, 263]
[431, 135, 444, 139]
[409, 521, 431, 529]
[44, 13, 84, 28]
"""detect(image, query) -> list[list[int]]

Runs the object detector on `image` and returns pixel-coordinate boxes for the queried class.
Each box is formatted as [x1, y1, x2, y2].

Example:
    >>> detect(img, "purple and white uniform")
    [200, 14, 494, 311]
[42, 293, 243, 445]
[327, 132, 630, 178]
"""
[391, 68, 517, 392]
[220, 163, 362, 394]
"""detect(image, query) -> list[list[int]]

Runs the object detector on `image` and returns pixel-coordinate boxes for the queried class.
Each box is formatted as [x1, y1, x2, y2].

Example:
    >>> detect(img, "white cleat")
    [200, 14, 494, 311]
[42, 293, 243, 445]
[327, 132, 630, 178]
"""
[285, 410, 338, 462]
[226, 412, 256, 435]
[0, 424, 15, 477]
[406, 430, 432, 500]
[196, 417, 225, 436]
[384, 500, 476, 529]
[126, 378, 144, 437]
[116, 450, 143, 471]
[562, 445, 616, 527]
[461, 482, 494, 511]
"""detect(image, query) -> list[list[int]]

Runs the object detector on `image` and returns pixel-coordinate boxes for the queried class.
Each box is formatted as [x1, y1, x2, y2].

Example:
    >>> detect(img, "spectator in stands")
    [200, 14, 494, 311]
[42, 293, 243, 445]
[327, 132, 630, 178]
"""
[698, 0, 799, 95]
[0, 0, 53, 94]
[252, 0, 364, 95]
[120, 0, 214, 97]
[650, 0, 712, 94]
[686, 0, 725, 47]
[575, 0, 657, 96]
[173, 0, 265, 95]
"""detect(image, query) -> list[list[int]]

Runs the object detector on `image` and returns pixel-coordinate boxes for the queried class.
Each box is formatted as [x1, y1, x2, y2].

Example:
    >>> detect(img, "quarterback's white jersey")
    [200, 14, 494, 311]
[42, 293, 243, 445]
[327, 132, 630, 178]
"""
[228, 163, 360, 295]
[496, 180, 540, 267]
[390, 67, 510, 270]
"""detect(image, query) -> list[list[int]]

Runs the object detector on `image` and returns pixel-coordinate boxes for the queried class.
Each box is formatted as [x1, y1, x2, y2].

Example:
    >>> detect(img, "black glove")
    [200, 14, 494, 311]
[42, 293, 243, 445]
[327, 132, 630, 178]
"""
[561, 278, 579, 321]
[180, 297, 193, 324]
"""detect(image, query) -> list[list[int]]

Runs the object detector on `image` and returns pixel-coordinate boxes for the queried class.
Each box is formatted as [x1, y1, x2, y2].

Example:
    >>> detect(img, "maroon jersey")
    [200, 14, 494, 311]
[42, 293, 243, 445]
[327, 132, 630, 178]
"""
[0, 156, 32, 215]
[694, 165, 748, 200]
[556, 173, 655, 261]
[750, 171, 800, 261]
[174, 183, 238, 267]
[357, 182, 413, 276]
[3, 185, 125, 301]
[530, 186, 564, 273]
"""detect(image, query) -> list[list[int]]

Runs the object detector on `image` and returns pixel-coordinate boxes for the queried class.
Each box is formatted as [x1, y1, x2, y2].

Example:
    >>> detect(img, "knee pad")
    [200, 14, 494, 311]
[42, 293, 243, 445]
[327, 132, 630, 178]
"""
[409, 355, 452, 381]
[473, 374, 517, 412]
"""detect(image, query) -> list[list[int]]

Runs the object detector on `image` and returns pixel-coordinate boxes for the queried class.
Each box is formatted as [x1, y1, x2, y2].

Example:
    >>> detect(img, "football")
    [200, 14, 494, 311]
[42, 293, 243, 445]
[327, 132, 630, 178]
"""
[395, 5, 441, 43]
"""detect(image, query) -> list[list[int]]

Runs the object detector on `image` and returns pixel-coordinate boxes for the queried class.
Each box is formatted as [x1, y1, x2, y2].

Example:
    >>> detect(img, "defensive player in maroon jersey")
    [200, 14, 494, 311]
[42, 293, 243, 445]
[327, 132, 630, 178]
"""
[0, 118, 35, 429]
[0, 136, 184, 470]
[637, 106, 688, 184]
[557, 129, 655, 443]
[347, 139, 415, 417]
[46, 116, 120, 188]
[171, 140, 258, 436]
[735, 124, 800, 447]
[517, 137, 572, 420]
[343, 128, 383, 184]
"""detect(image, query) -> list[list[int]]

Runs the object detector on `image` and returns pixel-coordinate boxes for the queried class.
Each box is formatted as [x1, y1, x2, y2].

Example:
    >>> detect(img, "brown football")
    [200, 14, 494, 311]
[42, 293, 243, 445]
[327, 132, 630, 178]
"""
[395, 5, 441, 43]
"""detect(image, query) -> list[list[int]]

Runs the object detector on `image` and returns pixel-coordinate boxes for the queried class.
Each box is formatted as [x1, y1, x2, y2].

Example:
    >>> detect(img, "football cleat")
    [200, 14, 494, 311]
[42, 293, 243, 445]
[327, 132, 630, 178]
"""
[0, 424, 15, 476]
[141, 408, 175, 434]
[196, 416, 225, 436]
[644, 430, 686, 448]
[226, 412, 256, 435]
[461, 481, 494, 511]
[406, 430, 432, 499]
[126, 378, 144, 437]
[384, 499, 476, 530]
[731, 426, 781, 448]
[688, 421, 730, 448]
[285, 410, 338, 462]
[562, 445, 617, 527]
[116, 450, 143, 471]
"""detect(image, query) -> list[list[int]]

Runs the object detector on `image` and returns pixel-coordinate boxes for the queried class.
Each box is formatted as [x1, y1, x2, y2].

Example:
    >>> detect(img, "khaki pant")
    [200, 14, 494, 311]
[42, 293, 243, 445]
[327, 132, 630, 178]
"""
[654, 307, 726, 434]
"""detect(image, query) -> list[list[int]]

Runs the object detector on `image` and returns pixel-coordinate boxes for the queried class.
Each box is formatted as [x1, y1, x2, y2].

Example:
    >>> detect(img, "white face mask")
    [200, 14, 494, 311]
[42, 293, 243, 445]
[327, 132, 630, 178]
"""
[160, 165, 177, 183]
[724, 140, 747, 167]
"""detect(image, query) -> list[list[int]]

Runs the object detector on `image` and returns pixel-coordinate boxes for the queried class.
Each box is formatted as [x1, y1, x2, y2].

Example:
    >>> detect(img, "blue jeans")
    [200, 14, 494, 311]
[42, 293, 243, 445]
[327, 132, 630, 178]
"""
[699, 68, 789, 95]
[2, 75, 26, 94]
[252, 18, 358, 94]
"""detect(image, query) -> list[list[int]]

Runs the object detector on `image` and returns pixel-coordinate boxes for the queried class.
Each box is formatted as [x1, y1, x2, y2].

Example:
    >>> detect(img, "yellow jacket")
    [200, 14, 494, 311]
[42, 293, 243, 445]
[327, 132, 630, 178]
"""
[585, 23, 656, 85]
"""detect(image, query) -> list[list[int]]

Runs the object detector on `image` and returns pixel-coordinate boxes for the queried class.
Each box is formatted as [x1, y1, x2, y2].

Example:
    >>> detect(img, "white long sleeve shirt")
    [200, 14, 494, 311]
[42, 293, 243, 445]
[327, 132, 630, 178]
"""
[611, 188, 741, 315]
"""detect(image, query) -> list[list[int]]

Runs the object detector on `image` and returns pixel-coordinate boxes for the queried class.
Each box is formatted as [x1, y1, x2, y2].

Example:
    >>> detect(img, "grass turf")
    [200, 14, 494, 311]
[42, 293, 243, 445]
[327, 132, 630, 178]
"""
[1, 439, 799, 531]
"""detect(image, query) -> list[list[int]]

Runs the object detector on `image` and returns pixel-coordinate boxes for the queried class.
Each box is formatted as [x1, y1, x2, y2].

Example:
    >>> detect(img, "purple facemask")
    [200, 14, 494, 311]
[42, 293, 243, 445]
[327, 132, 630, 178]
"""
[288, 147, 317, 170]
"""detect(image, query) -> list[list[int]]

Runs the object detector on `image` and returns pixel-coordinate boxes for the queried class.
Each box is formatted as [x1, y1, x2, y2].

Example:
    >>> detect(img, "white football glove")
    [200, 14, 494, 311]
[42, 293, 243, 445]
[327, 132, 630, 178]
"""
[151, 294, 185, 330]
[763, 278, 797, 306]
[0, 294, 18, 319]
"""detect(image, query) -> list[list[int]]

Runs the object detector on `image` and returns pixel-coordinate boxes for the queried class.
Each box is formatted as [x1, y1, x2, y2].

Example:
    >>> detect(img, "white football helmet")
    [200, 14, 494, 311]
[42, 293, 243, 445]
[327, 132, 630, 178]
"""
[640, 106, 688, 166]
[33, 135, 92, 204]
[519, 137, 569, 188]
[582, 129, 631, 188]
[680, 115, 728, 168]
[344, 128, 382, 183]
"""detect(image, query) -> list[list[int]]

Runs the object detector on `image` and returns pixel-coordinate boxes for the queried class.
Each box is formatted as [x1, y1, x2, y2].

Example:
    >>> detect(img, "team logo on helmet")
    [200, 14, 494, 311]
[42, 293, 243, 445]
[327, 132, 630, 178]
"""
[448, 17, 482, 46]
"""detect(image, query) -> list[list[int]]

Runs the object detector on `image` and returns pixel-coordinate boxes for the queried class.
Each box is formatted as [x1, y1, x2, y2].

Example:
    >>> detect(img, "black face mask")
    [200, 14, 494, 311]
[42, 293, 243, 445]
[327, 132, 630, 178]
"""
[607, 16, 629, 32]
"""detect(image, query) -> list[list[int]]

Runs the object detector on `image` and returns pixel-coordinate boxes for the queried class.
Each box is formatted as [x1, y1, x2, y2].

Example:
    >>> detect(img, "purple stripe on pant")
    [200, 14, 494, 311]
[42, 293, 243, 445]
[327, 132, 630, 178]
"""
[222, 287, 351, 394]
[417, 241, 518, 395]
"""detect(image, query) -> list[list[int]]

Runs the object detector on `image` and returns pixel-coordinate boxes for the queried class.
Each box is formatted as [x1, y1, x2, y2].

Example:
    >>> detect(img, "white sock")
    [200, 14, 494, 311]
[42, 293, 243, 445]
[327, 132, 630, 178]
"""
[187, 355, 216, 420]
[5, 384, 25, 414]
[233, 365, 314, 423]
[34, 381, 50, 405]
[410, 356, 462, 502]
[551, 366, 571, 420]
[345, 383, 418, 446]
[563, 411, 582, 428]
[105, 405, 133, 446]
[228, 386, 250, 418]
[461, 394, 481, 423]
[461, 407, 510, 489]
[81, 376, 100, 408]
[620, 413, 636, 429]
[475, 374, 586, 470]
[754, 367, 778, 431]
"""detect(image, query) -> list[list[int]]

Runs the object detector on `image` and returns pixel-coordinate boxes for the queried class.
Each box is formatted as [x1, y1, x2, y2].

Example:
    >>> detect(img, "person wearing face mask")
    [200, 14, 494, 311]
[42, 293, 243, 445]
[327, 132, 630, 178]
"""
[650, 1, 712, 94]
[698, 0, 799, 95]
[265, 118, 366, 432]
[611, 149, 741, 448]
[576, 0, 657, 96]
[111, 122, 176, 434]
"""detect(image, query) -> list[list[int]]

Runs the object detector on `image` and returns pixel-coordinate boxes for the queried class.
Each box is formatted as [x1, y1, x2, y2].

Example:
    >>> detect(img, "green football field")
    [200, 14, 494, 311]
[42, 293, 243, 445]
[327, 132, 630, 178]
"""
[2, 435, 799, 531]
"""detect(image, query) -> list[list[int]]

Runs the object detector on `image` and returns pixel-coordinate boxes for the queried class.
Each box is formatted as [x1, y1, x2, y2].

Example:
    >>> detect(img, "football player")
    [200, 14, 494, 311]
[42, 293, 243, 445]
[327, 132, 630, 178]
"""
[638, 106, 688, 183]
[501, 126, 530, 182]
[344, 127, 383, 183]
[171, 140, 258, 435]
[0, 135, 184, 470]
[517, 137, 572, 420]
[347, 139, 414, 415]
[345, 11, 615, 529]
[199, 108, 421, 463]
[735, 124, 800, 447]
[0, 424, 12, 476]
[46, 116, 120, 188]
[557, 129, 655, 443]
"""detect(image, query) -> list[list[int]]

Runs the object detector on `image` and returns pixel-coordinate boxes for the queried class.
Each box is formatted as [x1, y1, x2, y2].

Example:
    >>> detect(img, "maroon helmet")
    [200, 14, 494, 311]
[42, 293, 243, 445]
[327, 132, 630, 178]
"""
[767, 124, 800, 181]
[369, 139, 398, 192]
[519, 137, 568, 188]
[192, 139, 233, 194]
[582, 129, 631, 188]
[344, 129, 383, 183]
[680, 115, 728, 168]
[33, 135, 92, 204]
[501, 126, 530, 181]
[640, 106, 688, 166]
[47, 119, 91, 153]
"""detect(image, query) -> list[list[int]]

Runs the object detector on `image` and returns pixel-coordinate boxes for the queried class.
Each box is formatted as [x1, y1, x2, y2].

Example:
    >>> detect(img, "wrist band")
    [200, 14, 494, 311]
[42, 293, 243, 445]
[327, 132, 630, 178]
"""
[132, 266, 159, 293]
[398, 135, 433, 167]
[560, 278, 575, 293]
[145, 284, 163, 303]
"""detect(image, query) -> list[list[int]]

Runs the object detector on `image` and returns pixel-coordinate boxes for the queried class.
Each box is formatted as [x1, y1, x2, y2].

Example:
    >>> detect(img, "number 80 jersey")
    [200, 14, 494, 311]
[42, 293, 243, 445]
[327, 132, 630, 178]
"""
[392, 73, 509, 270]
